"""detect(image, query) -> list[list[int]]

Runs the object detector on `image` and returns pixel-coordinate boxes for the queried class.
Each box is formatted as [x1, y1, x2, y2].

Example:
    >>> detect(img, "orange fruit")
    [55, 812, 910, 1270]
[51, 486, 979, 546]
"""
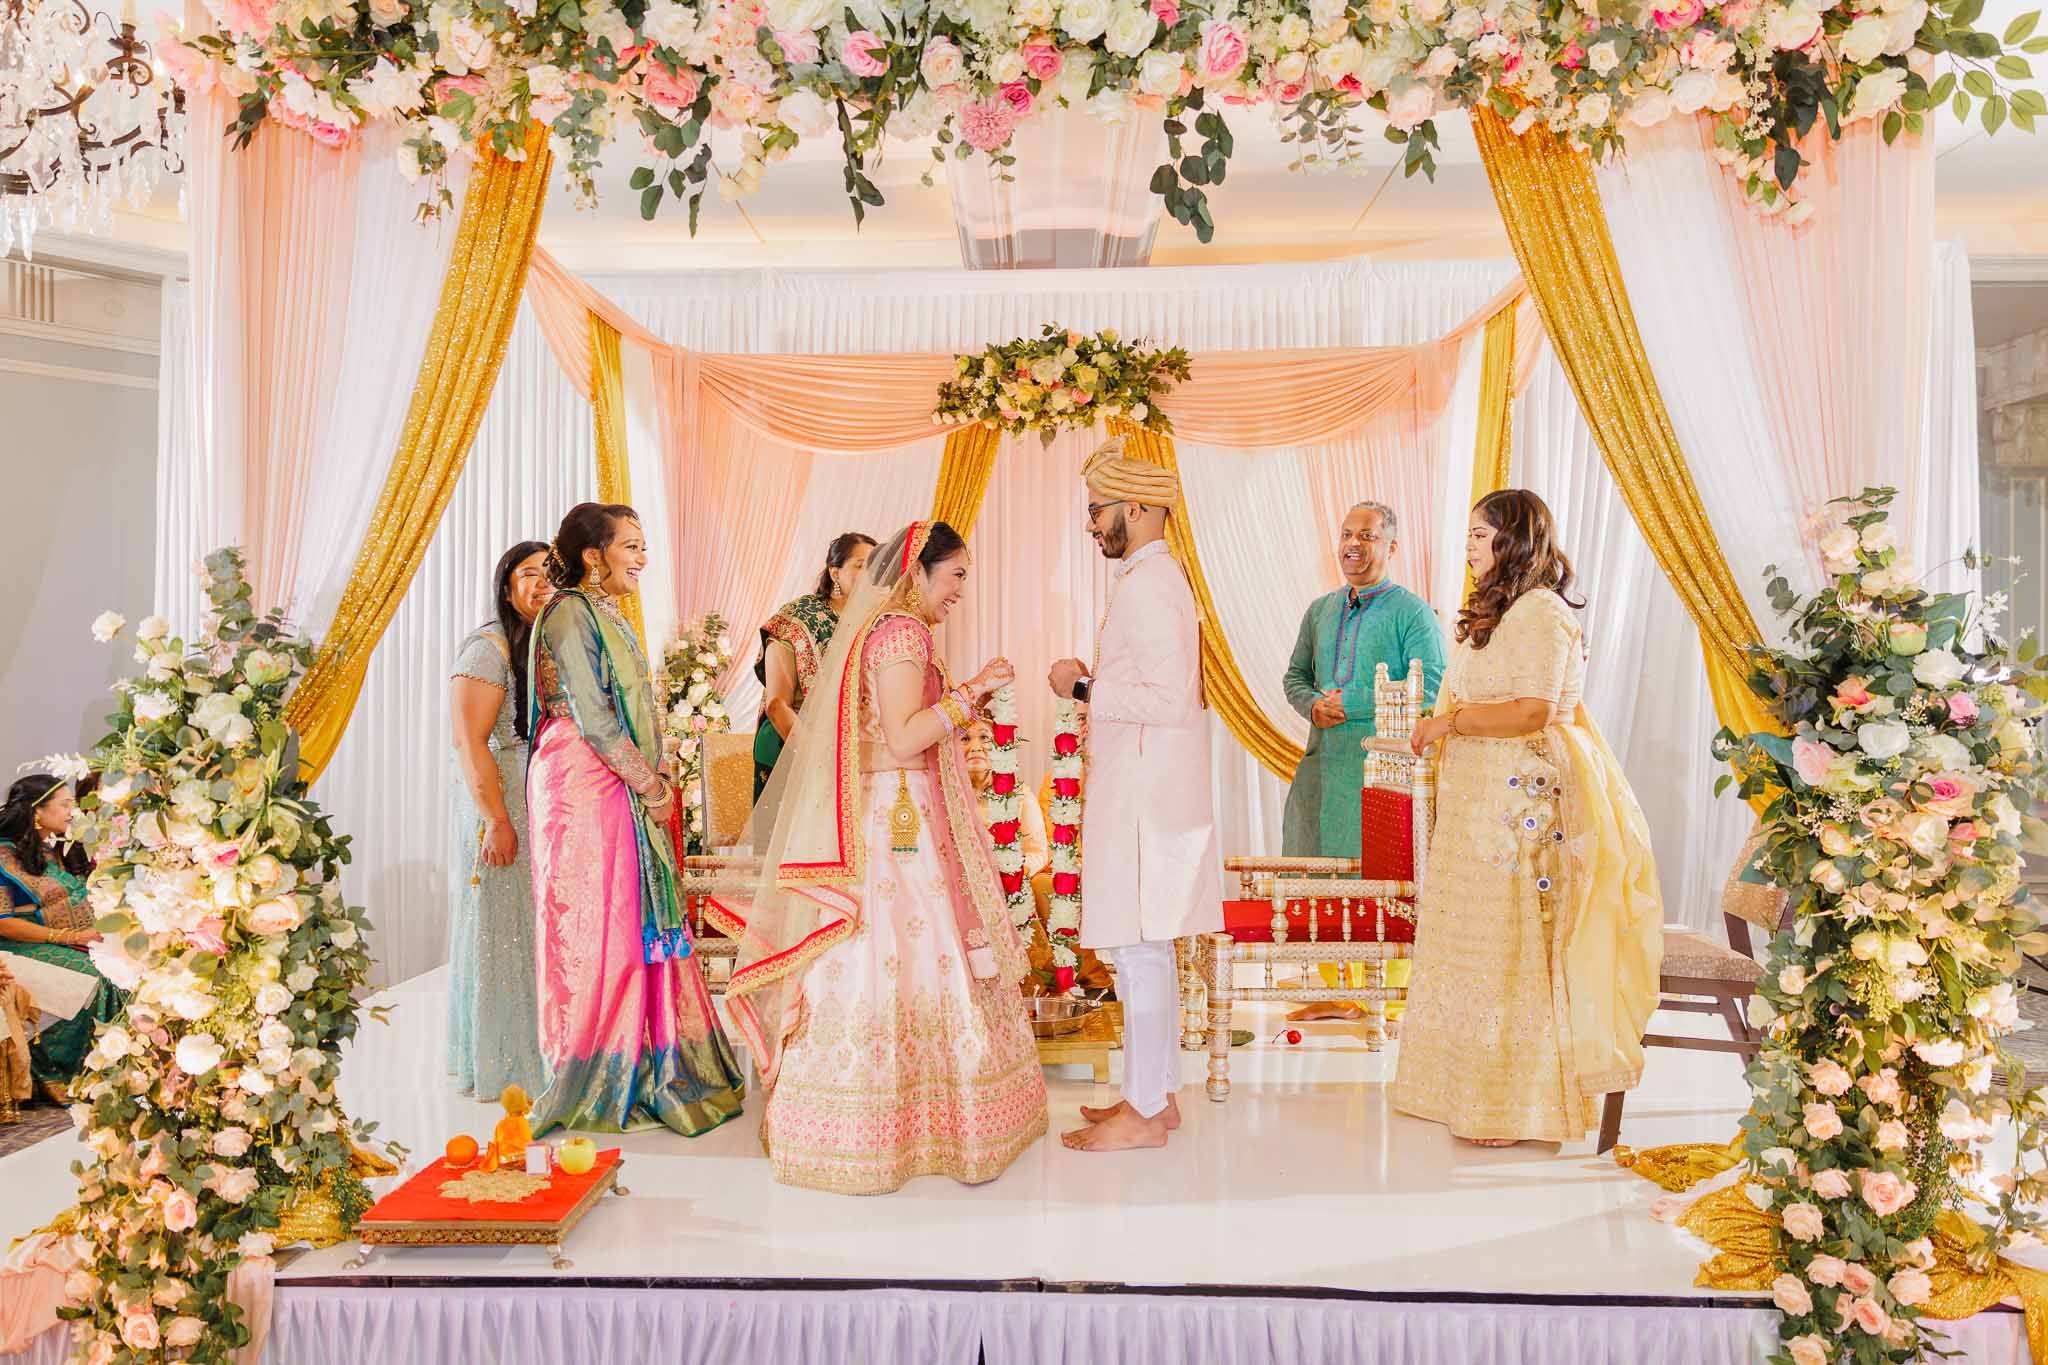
[444, 1135, 479, 1167]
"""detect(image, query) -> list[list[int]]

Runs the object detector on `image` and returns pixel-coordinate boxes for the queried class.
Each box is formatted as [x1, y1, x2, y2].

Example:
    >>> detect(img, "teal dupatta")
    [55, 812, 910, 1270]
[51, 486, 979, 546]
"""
[528, 591, 692, 965]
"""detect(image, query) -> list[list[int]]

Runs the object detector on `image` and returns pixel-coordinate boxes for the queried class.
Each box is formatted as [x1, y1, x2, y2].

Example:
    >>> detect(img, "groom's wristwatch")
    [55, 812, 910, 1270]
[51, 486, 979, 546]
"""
[1072, 679, 1090, 703]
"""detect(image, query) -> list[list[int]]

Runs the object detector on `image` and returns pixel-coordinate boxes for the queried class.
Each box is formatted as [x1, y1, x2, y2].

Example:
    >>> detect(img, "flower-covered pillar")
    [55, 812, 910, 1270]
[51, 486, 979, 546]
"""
[949, 106, 1168, 269]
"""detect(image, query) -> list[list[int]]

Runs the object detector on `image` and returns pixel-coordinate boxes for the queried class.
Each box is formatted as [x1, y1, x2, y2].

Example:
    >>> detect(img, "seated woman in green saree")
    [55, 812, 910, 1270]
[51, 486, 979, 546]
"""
[0, 775, 126, 1103]
[753, 532, 875, 798]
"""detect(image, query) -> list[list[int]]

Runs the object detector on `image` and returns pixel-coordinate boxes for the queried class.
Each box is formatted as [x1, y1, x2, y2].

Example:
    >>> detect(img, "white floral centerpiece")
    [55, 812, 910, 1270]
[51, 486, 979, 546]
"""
[934, 326, 1190, 445]
[982, 684, 1035, 936]
[1714, 489, 2048, 1364]
[57, 548, 380, 1363]
[1045, 698, 1086, 988]
[654, 612, 734, 857]
[159, 0, 2043, 242]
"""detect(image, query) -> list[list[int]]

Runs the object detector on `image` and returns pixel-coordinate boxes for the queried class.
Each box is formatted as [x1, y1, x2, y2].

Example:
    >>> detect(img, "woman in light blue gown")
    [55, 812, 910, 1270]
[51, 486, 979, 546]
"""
[445, 540, 554, 1097]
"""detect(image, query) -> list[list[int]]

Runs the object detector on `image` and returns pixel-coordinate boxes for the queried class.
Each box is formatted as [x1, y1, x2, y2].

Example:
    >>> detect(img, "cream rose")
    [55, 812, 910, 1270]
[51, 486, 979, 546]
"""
[91, 611, 126, 643]
[1849, 67, 1909, 121]
[919, 37, 965, 87]
[245, 897, 304, 937]
[1787, 1336, 1828, 1365]
[1060, 0, 1113, 42]
[1801, 1103, 1843, 1141]
[1384, 78, 1436, 131]
[1105, 5, 1159, 57]
[1840, 12, 1891, 62]
[1810, 1168, 1851, 1199]
[1137, 50, 1184, 96]
[1771, 1273, 1813, 1315]
[173, 1033, 224, 1077]
[1888, 1268, 1932, 1307]
[1767, 0, 1824, 49]
[1781, 1201, 1826, 1241]
[162, 1188, 199, 1232]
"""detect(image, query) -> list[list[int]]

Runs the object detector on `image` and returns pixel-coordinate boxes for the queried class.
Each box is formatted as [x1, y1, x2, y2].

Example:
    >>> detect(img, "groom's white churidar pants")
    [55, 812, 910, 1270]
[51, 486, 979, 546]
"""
[1110, 941, 1178, 1118]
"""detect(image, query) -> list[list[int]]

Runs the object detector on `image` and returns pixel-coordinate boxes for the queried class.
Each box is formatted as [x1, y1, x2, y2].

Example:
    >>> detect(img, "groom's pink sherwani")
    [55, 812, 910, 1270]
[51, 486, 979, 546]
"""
[1080, 540, 1224, 949]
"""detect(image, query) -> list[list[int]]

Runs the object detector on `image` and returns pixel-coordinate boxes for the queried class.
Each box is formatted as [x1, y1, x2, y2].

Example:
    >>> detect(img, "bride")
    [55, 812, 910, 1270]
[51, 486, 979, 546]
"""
[711, 520, 1048, 1195]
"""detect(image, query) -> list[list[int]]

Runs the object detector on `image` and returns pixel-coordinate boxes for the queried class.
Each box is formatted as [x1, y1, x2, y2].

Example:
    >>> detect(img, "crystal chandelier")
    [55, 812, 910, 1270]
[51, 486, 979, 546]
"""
[0, 0, 186, 258]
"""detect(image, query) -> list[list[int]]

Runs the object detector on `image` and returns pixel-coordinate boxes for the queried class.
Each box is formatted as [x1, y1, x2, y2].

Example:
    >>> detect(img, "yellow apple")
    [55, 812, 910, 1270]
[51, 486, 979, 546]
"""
[556, 1137, 597, 1175]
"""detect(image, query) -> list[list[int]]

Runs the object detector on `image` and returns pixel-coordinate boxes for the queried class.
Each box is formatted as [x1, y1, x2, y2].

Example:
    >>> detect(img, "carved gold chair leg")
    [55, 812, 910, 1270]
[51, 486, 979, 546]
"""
[1177, 936, 1208, 1051]
[1203, 932, 1234, 1101]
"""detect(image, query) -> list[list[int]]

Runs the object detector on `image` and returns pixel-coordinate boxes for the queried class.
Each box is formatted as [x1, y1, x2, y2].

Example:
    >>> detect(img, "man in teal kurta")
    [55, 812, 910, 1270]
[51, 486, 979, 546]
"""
[1281, 501, 1446, 859]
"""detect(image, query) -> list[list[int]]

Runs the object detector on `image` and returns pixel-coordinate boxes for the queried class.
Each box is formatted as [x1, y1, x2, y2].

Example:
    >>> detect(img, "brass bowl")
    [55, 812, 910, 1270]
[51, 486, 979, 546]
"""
[1028, 996, 1099, 1039]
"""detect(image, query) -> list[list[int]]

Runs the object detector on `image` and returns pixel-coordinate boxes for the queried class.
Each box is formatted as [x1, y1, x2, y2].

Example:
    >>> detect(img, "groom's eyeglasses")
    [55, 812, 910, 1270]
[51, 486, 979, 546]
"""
[1086, 502, 1118, 522]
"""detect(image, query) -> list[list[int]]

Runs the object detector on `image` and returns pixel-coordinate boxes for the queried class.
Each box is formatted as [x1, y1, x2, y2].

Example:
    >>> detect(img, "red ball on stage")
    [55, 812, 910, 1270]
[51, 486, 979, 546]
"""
[1053, 733, 1079, 756]
[1052, 872, 1080, 895]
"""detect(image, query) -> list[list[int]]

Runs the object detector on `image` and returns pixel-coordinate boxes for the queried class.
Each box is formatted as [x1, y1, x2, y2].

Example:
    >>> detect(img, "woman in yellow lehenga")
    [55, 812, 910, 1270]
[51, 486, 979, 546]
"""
[1391, 490, 1663, 1147]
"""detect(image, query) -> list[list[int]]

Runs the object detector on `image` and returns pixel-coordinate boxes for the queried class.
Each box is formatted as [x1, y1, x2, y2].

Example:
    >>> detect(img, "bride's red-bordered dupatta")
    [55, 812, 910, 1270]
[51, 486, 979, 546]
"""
[705, 522, 1027, 1086]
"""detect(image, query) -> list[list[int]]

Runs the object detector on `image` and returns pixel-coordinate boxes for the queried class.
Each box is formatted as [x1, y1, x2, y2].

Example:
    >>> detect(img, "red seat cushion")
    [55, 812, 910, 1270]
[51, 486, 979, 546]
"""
[1360, 784, 1415, 882]
[1221, 896, 1415, 945]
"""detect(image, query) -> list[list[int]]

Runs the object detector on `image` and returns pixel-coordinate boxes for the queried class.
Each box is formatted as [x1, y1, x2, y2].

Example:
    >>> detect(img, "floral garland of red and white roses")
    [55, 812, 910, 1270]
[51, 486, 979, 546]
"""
[55, 550, 379, 1363]
[983, 684, 1035, 934]
[1046, 698, 1086, 988]
[159, 0, 2043, 245]
[934, 325, 1190, 445]
[1714, 489, 2048, 1365]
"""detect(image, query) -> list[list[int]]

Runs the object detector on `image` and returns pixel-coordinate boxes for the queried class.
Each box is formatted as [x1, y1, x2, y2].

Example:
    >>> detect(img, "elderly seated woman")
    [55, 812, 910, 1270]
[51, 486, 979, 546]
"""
[0, 776, 124, 1104]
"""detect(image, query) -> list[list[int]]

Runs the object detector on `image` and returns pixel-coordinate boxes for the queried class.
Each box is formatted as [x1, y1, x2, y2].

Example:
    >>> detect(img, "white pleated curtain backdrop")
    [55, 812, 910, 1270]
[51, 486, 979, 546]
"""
[153, 251, 1976, 985]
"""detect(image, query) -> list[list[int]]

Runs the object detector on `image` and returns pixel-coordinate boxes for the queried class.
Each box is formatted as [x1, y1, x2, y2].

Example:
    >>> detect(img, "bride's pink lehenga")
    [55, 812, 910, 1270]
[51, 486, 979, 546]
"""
[713, 604, 1047, 1195]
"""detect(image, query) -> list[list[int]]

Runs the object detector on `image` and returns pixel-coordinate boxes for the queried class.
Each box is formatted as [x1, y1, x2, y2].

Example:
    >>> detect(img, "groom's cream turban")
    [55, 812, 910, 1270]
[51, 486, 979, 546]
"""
[1082, 437, 1181, 510]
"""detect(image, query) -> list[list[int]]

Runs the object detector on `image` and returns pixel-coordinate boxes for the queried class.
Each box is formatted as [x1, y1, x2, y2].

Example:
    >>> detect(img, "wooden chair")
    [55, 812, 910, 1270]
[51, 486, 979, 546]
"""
[1195, 660, 1435, 1099]
[1593, 828, 1790, 1153]
[677, 854, 754, 993]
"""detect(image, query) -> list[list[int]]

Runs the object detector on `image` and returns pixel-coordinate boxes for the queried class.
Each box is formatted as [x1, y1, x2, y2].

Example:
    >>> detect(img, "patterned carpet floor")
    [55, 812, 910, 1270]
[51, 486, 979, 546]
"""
[0, 1102, 70, 1158]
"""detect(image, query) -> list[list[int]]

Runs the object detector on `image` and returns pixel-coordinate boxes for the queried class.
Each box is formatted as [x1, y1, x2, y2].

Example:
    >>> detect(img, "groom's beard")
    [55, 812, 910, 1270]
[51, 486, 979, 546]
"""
[1095, 510, 1131, 560]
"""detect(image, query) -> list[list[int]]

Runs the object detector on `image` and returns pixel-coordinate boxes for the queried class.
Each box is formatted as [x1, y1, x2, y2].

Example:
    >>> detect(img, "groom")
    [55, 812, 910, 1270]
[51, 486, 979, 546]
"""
[1049, 438, 1223, 1152]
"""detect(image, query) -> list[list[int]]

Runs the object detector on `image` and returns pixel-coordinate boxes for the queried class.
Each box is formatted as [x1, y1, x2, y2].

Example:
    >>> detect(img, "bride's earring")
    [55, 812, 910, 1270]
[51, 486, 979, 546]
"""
[904, 583, 930, 623]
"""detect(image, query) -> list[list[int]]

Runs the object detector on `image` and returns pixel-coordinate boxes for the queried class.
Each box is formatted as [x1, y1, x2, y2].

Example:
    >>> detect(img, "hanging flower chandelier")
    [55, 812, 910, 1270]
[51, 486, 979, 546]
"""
[0, 0, 185, 259]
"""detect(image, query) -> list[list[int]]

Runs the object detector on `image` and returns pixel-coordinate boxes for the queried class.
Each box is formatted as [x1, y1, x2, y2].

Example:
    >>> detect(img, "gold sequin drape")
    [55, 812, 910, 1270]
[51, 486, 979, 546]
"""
[589, 312, 647, 644]
[283, 123, 554, 783]
[930, 425, 1002, 540]
[1470, 110, 1781, 766]
[1462, 303, 1519, 603]
[1109, 419, 1301, 781]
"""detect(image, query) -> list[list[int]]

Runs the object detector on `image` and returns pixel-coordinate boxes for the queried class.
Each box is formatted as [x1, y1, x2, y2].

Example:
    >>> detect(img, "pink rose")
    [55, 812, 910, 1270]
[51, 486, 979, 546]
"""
[1860, 1168, 1917, 1217]
[164, 1318, 206, 1348]
[1904, 1238, 1937, 1271]
[1921, 772, 1976, 817]
[1807, 1059, 1853, 1096]
[1150, 0, 1180, 25]
[1806, 1254, 1847, 1287]
[162, 1188, 199, 1232]
[958, 97, 1018, 152]
[1020, 40, 1064, 81]
[1801, 1102, 1843, 1141]
[119, 1308, 160, 1351]
[218, 0, 275, 39]
[1792, 737, 1837, 787]
[1771, 1272, 1813, 1314]
[1874, 1118, 1910, 1152]
[434, 74, 488, 108]
[1810, 1168, 1851, 1200]
[1787, 1337, 1828, 1365]
[245, 897, 303, 937]
[842, 30, 888, 78]
[86, 1337, 116, 1365]
[1947, 691, 1980, 725]
[1889, 1268, 1933, 1306]
[999, 80, 1035, 116]
[1832, 675, 1874, 710]
[1196, 19, 1248, 82]
[186, 917, 227, 955]
[1840, 1262, 1877, 1296]
[1851, 1296, 1891, 1336]
[1652, 0, 1705, 28]
[1721, 0, 1757, 25]
[1560, 41, 1586, 68]
[154, 20, 216, 97]
[1781, 1201, 1826, 1242]
[776, 27, 820, 63]
[1860, 1067, 1903, 1108]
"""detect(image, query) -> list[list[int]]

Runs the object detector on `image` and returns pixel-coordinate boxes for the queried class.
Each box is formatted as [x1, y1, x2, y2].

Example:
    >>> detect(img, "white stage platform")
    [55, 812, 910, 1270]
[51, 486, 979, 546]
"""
[2, 969, 2031, 1364]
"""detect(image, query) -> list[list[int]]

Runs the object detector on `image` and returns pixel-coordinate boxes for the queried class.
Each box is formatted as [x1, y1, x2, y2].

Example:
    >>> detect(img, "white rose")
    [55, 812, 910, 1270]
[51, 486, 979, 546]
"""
[640, 0, 697, 47]
[166, 985, 216, 1023]
[332, 923, 359, 950]
[1911, 650, 1967, 688]
[1444, 6, 1484, 39]
[1320, 37, 1365, 81]
[174, 1033, 224, 1077]
[254, 981, 294, 1016]
[1848, 66, 1908, 121]
[1277, 13, 1311, 48]
[1310, 0, 1347, 30]
[1986, 792, 2022, 835]
[1017, 0, 1056, 21]
[1856, 721, 1911, 760]
[1087, 87, 1136, 123]
[992, 48, 1029, 84]
[97, 1026, 136, 1063]
[766, 0, 831, 27]
[777, 88, 832, 134]
[1839, 13, 1891, 63]
[258, 1020, 294, 1052]
[1767, 1, 1824, 50]
[348, 58, 429, 119]
[1420, 43, 1459, 77]
[213, 1127, 254, 1158]
[211, 1166, 261, 1204]
[1883, 0, 1926, 54]
[1384, 78, 1436, 131]
[1105, 5, 1159, 57]
[1060, 0, 1113, 42]
[190, 692, 247, 744]
[1588, 39, 1621, 74]
[1670, 68, 1719, 114]
[1274, 50, 1309, 84]
[91, 611, 126, 643]
[1576, 91, 1613, 127]
[237, 1067, 275, 1096]
[919, 36, 965, 87]
[1138, 49, 1184, 96]
[137, 616, 170, 642]
[1414, 0, 1449, 20]
[1916, 732, 1972, 772]
[1055, 48, 1097, 103]
[582, 3, 634, 53]
[1623, 87, 1674, 127]
[286, 964, 319, 992]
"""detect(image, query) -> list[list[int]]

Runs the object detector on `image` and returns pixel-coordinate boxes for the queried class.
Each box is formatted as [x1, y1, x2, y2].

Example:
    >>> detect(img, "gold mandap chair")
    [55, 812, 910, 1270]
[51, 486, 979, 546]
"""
[676, 729, 759, 991]
[1194, 661, 1436, 1100]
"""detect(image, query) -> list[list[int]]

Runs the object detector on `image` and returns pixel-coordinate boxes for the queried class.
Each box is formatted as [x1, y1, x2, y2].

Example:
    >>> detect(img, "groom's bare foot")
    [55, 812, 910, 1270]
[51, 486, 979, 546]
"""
[1078, 1096, 1181, 1130]
[1287, 1002, 1366, 1021]
[1062, 1108, 1170, 1151]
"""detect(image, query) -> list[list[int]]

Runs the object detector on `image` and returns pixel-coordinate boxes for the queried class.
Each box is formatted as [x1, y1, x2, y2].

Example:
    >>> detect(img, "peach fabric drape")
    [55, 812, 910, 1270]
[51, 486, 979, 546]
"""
[187, 83, 362, 614]
[1706, 117, 1935, 565]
